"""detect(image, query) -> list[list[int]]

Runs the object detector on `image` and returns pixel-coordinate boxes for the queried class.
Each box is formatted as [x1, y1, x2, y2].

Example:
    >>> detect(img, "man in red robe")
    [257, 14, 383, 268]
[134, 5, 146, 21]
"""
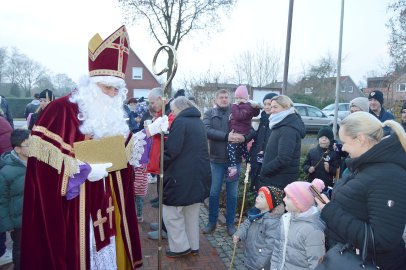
[20, 25, 147, 270]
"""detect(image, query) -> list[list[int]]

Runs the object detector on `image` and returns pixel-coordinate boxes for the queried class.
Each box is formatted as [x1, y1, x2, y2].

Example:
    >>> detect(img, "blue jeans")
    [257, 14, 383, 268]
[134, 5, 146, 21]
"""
[208, 162, 240, 227]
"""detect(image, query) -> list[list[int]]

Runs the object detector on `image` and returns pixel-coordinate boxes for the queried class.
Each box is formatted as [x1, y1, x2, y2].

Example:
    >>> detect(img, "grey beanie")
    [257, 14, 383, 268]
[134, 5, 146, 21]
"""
[350, 97, 369, 112]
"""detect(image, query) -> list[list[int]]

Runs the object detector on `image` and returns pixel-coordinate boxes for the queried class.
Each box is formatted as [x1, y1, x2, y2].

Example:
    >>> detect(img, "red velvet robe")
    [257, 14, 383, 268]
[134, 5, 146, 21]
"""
[20, 95, 142, 269]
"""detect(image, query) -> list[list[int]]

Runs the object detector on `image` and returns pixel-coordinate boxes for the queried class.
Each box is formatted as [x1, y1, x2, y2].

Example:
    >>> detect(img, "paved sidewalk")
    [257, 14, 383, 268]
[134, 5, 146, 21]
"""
[139, 183, 246, 269]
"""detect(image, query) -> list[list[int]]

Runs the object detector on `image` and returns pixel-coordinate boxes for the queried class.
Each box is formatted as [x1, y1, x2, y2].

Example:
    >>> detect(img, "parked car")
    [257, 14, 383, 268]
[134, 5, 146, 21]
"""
[322, 103, 350, 120]
[294, 103, 340, 133]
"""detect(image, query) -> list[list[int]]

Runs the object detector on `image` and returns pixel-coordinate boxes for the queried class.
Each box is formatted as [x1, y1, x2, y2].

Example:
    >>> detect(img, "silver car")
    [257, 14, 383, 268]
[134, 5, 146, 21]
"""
[294, 103, 340, 132]
[322, 103, 350, 120]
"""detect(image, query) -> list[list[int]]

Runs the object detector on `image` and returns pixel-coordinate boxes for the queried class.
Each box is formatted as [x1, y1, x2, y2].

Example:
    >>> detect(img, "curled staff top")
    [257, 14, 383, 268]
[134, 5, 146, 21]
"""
[152, 44, 178, 96]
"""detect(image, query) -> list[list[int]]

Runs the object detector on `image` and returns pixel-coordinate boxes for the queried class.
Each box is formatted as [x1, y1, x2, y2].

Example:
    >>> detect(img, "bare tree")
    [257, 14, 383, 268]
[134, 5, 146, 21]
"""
[233, 43, 281, 87]
[118, 0, 237, 96]
[387, 0, 406, 71]
[5, 48, 47, 97]
[53, 73, 77, 96]
[0, 47, 7, 84]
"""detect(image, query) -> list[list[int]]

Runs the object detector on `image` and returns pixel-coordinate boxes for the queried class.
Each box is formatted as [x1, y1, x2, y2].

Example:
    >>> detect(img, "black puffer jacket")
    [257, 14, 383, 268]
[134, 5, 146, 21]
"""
[259, 112, 306, 189]
[321, 134, 406, 270]
[163, 106, 211, 206]
[246, 111, 271, 191]
[302, 145, 341, 188]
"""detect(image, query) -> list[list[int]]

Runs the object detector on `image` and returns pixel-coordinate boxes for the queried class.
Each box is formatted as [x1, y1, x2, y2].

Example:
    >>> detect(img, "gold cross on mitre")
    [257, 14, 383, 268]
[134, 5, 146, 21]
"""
[88, 25, 130, 79]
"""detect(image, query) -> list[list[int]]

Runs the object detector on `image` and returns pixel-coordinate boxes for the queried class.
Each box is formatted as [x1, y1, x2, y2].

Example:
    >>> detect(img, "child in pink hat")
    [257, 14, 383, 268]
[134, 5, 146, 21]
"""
[227, 85, 260, 179]
[271, 179, 326, 270]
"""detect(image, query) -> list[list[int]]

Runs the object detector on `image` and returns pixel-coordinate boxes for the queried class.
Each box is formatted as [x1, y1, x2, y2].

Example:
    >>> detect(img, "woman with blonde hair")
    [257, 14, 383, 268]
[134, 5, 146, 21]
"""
[258, 95, 306, 190]
[316, 111, 406, 270]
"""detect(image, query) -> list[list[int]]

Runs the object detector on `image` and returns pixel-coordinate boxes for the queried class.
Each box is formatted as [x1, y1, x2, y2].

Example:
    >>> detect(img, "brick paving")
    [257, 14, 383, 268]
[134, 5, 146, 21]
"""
[139, 182, 246, 270]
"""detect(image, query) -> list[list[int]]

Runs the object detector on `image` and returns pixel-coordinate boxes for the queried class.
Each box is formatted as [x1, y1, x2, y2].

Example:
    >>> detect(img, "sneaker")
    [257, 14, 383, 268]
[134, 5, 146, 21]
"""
[148, 230, 167, 240]
[201, 223, 216, 234]
[147, 174, 157, 184]
[150, 222, 159, 231]
[166, 248, 191, 258]
[227, 226, 236, 236]
[227, 166, 238, 179]
[0, 249, 12, 265]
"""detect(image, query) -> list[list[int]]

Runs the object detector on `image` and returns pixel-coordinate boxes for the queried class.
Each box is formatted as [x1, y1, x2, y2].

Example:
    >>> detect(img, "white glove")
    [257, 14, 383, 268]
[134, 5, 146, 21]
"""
[88, 163, 112, 182]
[147, 116, 169, 136]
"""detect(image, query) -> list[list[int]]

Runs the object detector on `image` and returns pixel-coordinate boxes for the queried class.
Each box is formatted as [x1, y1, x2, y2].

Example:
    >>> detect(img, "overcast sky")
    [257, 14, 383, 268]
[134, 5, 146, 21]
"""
[0, 0, 393, 89]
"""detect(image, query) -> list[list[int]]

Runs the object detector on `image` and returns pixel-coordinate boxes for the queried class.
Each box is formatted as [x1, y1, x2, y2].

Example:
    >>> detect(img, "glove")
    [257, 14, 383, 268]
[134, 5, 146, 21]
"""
[88, 163, 112, 182]
[147, 116, 169, 136]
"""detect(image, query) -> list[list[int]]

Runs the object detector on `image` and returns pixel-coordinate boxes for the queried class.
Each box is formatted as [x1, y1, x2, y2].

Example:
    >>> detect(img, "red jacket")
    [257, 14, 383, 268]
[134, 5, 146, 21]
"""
[0, 116, 12, 154]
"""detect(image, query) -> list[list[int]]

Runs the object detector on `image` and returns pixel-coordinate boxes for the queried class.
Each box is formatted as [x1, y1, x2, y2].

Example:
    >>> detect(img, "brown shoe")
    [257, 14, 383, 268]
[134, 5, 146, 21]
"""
[191, 249, 199, 256]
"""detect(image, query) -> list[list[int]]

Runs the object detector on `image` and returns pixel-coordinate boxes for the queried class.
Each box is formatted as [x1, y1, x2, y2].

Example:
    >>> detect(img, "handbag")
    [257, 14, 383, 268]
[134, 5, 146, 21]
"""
[315, 223, 380, 270]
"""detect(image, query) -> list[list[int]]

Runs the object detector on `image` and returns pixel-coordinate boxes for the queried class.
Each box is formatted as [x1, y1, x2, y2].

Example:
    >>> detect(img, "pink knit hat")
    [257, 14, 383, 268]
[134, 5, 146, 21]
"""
[284, 179, 325, 212]
[235, 85, 249, 99]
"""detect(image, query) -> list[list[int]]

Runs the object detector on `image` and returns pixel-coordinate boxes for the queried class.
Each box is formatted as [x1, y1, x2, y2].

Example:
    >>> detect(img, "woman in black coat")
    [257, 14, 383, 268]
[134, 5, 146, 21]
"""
[162, 96, 211, 257]
[316, 112, 406, 270]
[258, 95, 306, 190]
[245, 93, 277, 193]
[28, 89, 55, 130]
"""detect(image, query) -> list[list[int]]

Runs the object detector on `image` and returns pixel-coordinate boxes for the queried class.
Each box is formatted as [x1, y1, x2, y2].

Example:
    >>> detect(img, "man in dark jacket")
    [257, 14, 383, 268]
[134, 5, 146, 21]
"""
[368, 90, 394, 135]
[24, 93, 40, 119]
[202, 89, 245, 236]
[0, 96, 13, 129]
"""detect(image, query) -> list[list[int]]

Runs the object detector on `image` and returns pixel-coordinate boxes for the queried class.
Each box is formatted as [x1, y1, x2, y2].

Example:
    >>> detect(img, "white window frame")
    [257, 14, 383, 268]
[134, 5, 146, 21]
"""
[397, 83, 406, 92]
[347, 86, 353, 93]
[304, 87, 313, 94]
[132, 67, 143, 80]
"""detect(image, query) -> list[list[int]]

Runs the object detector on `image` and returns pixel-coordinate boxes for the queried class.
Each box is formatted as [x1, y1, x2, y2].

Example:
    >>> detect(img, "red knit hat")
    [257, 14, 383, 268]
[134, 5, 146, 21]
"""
[258, 186, 284, 210]
[235, 85, 249, 99]
[88, 25, 130, 79]
[284, 179, 325, 212]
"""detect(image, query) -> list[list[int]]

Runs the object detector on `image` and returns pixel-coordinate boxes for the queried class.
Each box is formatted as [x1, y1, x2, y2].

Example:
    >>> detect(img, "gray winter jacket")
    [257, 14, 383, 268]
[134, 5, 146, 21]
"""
[271, 207, 325, 270]
[236, 204, 285, 270]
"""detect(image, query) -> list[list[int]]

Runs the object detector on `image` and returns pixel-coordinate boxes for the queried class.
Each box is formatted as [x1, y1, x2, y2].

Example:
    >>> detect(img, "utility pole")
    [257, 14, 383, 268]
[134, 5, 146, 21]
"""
[282, 0, 294, 95]
[333, 0, 345, 138]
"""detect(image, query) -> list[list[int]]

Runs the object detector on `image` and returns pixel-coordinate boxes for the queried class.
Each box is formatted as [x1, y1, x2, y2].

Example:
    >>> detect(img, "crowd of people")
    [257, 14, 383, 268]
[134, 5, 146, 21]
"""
[0, 24, 405, 270]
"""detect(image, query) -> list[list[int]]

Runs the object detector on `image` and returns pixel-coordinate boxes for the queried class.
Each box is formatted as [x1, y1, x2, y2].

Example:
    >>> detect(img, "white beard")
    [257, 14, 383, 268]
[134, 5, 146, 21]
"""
[70, 76, 129, 139]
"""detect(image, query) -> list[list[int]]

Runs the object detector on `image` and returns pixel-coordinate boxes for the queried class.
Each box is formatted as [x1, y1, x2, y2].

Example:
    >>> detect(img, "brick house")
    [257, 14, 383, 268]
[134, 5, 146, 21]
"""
[292, 76, 363, 102]
[364, 75, 406, 118]
[124, 48, 161, 100]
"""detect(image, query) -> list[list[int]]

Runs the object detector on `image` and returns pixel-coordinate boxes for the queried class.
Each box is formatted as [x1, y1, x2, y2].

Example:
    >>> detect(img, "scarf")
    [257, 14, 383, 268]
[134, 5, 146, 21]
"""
[268, 107, 295, 129]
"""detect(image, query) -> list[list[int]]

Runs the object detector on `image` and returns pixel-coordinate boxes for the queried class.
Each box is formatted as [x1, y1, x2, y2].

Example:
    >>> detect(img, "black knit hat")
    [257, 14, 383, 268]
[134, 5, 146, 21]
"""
[263, 92, 278, 102]
[39, 89, 55, 101]
[258, 186, 284, 210]
[174, 89, 186, 98]
[317, 127, 334, 144]
[368, 90, 384, 105]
